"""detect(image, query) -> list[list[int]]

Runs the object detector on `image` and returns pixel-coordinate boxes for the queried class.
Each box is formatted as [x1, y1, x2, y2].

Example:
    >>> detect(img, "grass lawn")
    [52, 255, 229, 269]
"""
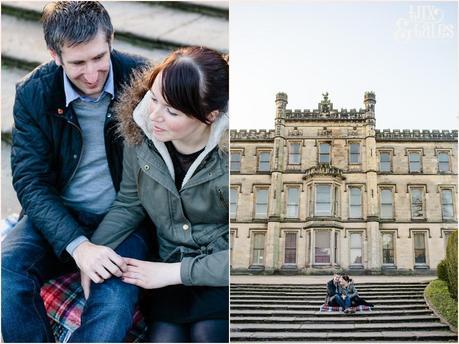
[425, 279, 458, 329]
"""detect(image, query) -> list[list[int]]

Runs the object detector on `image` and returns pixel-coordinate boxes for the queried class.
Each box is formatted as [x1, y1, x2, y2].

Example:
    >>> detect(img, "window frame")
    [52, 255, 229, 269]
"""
[409, 185, 426, 220]
[254, 186, 270, 219]
[412, 231, 428, 266]
[436, 150, 451, 173]
[348, 186, 363, 219]
[257, 150, 272, 172]
[284, 231, 298, 265]
[285, 185, 301, 219]
[379, 186, 395, 220]
[349, 231, 363, 266]
[440, 188, 455, 220]
[288, 142, 302, 165]
[378, 150, 392, 173]
[318, 142, 331, 164]
[250, 231, 266, 266]
[230, 186, 239, 219]
[230, 150, 242, 172]
[381, 231, 396, 266]
[348, 142, 361, 165]
[407, 149, 423, 173]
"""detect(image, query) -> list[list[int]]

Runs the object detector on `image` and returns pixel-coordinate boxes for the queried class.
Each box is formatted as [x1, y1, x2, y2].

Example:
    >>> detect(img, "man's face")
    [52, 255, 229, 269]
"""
[51, 30, 111, 99]
[333, 274, 341, 283]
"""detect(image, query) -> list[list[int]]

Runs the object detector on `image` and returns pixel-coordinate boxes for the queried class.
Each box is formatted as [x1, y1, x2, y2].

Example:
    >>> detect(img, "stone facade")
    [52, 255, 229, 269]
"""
[230, 92, 457, 275]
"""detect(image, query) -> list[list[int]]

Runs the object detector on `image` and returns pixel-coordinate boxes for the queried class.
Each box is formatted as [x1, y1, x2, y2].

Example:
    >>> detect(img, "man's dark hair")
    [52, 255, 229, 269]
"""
[41, 1, 113, 57]
[147, 46, 229, 124]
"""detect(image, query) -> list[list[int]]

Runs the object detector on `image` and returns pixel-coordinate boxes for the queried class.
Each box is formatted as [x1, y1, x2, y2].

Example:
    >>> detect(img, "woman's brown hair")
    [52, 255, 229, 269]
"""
[147, 46, 229, 124]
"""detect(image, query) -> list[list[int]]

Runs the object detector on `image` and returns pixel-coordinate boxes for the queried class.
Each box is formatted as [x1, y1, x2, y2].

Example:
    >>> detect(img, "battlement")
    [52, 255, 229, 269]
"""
[376, 129, 458, 142]
[285, 108, 368, 121]
[230, 129, 275, 141]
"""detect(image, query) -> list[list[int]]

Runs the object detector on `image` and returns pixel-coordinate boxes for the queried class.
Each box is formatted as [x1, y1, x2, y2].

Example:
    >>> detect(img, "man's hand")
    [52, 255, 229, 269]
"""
[121, 258, 182, 289]
[73, 241, 127, 284]
[80, 271, 91, 299]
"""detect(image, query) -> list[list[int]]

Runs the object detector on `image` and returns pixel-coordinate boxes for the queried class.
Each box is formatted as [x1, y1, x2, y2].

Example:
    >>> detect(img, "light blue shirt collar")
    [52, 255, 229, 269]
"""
[63, 61, 114, 107]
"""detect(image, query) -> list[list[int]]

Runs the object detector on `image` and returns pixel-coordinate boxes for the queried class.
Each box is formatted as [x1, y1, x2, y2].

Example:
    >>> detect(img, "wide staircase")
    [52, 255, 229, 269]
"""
[231, 282, 457, 342]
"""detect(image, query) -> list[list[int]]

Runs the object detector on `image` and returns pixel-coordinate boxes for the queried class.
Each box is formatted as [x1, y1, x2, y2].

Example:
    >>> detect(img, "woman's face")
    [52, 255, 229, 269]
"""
[147, 72, 208, 144]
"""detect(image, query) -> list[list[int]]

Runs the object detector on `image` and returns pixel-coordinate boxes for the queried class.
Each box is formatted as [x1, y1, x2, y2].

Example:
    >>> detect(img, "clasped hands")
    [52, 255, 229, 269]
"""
[73, 242, 181, 299]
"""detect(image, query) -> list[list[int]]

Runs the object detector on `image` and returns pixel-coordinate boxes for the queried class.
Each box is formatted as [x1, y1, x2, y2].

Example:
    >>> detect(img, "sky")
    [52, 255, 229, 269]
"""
[229, 0, 458, 131]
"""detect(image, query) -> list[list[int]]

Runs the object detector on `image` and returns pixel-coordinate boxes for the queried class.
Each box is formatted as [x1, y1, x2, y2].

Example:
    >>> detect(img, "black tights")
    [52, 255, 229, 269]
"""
[148, 319, 229, 343]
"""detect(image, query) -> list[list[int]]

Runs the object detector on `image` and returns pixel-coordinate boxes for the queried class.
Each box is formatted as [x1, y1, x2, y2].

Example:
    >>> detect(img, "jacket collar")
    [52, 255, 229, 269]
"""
[132, 91, 229, 189]
[47, 50, 127, 120]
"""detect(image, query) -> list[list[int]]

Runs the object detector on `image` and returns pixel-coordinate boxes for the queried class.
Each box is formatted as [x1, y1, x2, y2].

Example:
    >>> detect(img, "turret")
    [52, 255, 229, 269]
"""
[364, 91, 376, 113]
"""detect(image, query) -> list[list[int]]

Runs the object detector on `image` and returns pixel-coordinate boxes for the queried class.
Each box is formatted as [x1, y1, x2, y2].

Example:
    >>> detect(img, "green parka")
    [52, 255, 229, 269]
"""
[90, 70, 229, 286]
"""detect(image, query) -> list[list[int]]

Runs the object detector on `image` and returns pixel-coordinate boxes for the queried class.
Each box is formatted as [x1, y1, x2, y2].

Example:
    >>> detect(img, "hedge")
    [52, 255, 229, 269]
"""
[446, 231, 457, 300]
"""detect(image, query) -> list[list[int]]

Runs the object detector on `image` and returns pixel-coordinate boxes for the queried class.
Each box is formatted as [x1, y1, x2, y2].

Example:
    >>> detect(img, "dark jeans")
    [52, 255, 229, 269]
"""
[329, 295, 351, 310]
[1, 213, 149, 343]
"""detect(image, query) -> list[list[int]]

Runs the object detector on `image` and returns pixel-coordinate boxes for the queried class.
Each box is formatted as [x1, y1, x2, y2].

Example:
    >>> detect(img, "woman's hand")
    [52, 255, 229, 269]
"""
[121, 258, 182, 289]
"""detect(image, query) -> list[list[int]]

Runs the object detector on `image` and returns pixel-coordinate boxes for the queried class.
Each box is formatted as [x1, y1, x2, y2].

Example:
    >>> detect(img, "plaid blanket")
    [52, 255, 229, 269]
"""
[2, 215, 147, 342]
[319, 303, 372, 312]
[40, 272, 147, 343]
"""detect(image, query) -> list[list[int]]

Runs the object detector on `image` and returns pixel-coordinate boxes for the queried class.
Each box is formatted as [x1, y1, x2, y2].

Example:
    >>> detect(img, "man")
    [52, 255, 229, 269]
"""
[1, 2, 150, 342]
[325, 273, 351, 312]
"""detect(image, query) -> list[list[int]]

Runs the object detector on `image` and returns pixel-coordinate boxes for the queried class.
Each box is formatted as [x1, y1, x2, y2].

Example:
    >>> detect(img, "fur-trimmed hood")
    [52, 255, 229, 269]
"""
[114, 68, 229, 153]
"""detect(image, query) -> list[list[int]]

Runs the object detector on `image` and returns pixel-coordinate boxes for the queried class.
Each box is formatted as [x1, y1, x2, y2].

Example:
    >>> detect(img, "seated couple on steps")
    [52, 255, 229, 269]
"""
[325, 273, 374, 313]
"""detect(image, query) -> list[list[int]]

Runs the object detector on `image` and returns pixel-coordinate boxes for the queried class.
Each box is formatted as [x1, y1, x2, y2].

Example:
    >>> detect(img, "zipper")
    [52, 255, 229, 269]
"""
[61, 119, 84, 192]
[217, 187, 228, 208]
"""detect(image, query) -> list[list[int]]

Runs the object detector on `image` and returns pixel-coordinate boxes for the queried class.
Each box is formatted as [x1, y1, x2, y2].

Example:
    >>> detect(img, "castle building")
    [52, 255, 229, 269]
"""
[229, 92, 457, 274]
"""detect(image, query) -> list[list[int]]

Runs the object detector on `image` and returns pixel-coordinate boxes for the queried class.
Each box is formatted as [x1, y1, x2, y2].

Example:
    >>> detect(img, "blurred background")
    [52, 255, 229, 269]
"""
[1, 0, 228, 218]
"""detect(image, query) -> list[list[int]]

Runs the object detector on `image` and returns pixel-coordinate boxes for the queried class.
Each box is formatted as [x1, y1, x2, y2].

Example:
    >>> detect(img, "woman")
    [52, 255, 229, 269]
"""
[338, 275, 353, 313]
[89, 46, 229, 342]
[341, 274, 374, 309]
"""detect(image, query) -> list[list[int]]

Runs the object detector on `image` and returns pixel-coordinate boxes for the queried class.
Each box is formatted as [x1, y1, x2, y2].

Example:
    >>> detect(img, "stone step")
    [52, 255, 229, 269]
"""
[1, 14, 171, 69]
[1, 142, 21, 217]
[231, 314, 440, 323]
[230, 330, 458, 342]
[231, 283, 429, 288]
[231, 309, 435, 317]
[231, 294, 422, 300]
[232, 303, 429, 310]
[2, 1, 228, 52]
[231, 321, 450, 332]
[1, 65, 24, 134]
[231, 286, 427, 292]
[230, 298, 426, 305]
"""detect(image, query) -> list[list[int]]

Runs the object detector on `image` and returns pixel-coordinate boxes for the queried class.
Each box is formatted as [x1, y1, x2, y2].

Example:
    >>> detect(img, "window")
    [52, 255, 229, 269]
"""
[410, 188, 424, 219]
[284, 232, 297, 264]
[230, 187, 238, 219]
[334, 186, 340, 217]
[382, 233, 395, 264]
[252, 233, 265, 265]
[349, 143, 360, 164]
[286, 187, 300, 218]
[230, 152, 241, 172]
[380, 189, 393, 219]
[349, 187, 362, 218]
[289, 143, 301, 165]
[441, 189, 454, 219]
[379, 152, 391, 172]
[349, 233, 362, 265]
[255, 188, 269, 218]
[315, 184, 331, 216]
[315, 230, 330, 263]
[258, 151, 271, 172]
[334, 231, 339, 265]
[438, 152, 450, 173]
[413, 232, 426, 264]
[409, 152, 421, 173]
[319, 143, 331, 164]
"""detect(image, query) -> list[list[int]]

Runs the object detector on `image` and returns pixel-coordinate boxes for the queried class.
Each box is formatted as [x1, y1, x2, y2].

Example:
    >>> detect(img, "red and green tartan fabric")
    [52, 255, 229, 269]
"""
[319, 304, 372, 312]
[40, 272, 147, 342]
